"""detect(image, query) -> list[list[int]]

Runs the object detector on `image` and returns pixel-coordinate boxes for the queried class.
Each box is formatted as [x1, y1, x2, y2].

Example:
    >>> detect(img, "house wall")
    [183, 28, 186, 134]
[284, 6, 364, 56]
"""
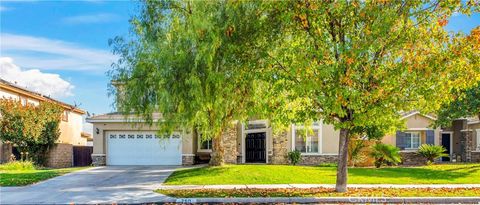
[58, 112, 86, 146]
[382, 114, 441, 147]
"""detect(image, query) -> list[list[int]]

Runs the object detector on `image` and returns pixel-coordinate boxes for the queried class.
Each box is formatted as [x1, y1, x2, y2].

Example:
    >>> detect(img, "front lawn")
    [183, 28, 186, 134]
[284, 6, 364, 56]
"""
[158, 187, 480, 198]
[0, 162, 88, 186]
[164, 164, 480, 185]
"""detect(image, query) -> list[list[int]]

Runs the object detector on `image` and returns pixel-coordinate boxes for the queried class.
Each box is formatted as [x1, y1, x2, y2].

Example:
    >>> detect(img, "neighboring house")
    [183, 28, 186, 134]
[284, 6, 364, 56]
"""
[0, 79, 88, 167]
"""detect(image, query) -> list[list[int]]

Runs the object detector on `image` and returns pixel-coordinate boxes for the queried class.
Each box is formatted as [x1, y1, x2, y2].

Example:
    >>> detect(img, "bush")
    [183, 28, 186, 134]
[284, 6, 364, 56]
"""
[370, 143, 401, 168]
[288, 150, 301, 165]
[0, 161, 36, 171]
[348, 139, 367, 167]
[417, 144, 448, 164]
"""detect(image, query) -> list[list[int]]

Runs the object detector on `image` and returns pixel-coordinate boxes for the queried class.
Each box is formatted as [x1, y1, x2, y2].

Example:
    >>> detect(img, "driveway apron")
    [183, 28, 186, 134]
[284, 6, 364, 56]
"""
[0, 166, 178, 204]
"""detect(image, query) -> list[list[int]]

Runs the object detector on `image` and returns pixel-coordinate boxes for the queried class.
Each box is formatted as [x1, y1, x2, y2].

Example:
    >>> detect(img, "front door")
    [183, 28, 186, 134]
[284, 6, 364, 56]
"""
[245, 132, 266, 163]
[441, 133, 451, 161]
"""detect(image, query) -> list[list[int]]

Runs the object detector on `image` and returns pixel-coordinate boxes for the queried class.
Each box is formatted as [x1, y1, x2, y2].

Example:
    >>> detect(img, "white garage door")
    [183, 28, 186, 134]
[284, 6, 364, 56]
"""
[106, 131, 182, 165]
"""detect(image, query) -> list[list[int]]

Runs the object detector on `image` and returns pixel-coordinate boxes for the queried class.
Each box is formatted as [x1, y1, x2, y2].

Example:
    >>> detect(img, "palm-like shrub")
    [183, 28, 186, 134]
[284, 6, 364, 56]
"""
[370, 143, 401, 168]
[417, 144, 448, 164]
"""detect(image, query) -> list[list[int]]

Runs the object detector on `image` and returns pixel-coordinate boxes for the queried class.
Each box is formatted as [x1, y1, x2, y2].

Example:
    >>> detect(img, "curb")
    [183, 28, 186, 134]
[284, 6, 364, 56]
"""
[165, 197, 480, 204]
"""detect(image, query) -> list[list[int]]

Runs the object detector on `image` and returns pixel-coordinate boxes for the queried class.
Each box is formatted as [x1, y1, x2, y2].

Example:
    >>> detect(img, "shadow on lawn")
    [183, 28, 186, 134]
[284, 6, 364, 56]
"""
[348, 165, 480, 182]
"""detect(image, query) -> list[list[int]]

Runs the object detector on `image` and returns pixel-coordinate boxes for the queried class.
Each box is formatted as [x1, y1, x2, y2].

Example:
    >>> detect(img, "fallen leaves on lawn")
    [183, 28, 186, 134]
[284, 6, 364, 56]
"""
[158, 187, 480, 198]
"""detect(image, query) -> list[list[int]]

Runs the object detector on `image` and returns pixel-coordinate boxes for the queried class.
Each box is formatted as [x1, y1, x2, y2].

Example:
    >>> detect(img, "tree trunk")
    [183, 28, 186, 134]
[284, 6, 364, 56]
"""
[210, 133, 225, 166]
[336, 128, 349, 192]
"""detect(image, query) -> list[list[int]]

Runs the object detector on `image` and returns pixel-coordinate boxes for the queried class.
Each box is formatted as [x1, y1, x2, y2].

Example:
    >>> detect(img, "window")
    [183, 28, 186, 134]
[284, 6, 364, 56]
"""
[405, 132, 421, 149]
[62, 110, 69, 122]
[292, 124, 322, 154]
[136, 134, 144, 139]
[197, 133, 212, 151]
[200, 139, 212, 150]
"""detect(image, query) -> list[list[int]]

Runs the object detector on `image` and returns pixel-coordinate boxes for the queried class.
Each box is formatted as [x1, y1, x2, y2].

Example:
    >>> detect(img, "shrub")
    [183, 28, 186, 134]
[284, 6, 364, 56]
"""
[417, 144, 448, 164]
[369, 143, 401, 168]
[348, 139, 367, 167]
[288, 150, 301, 165]
[0, 161, 36, 171]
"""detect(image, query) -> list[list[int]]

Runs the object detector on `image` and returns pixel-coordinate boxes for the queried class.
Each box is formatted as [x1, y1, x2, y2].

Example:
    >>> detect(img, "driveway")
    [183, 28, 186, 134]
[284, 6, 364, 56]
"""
[0, 166, 179, 204]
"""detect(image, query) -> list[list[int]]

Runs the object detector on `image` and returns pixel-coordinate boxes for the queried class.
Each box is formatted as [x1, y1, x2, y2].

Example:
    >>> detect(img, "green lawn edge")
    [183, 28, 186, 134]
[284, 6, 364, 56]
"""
[164, 164, 480, 185]
[0, 166, 89, 186]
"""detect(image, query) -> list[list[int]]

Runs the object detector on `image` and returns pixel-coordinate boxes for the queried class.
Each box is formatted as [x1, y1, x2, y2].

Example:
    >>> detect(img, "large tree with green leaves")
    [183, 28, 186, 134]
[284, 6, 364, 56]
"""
[436, 81, 480, 126]
[256, 1, 479, 192]
[0, 99, 63, 165]
[109, 0, 264, 165]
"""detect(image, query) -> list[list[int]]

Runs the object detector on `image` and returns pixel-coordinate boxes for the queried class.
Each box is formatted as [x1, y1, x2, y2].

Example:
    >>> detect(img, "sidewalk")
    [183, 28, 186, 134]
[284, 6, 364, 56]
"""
[158, 183, 480, 190]
[164, 197, 480, 204]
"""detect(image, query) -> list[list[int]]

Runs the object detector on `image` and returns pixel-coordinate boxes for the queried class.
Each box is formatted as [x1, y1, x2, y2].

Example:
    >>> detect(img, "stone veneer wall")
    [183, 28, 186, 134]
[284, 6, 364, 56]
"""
[270, 131, 289, 164]
[400, 152, 427, 166]
[299, 155, 338, 165]
[222, 125, 238, 164]
[182, 155, 195, 165]
[460, 131, 473, 162]
[91, 154, 106, 166]
[46, 143, 73, 168]
[472, 151, 480, 162]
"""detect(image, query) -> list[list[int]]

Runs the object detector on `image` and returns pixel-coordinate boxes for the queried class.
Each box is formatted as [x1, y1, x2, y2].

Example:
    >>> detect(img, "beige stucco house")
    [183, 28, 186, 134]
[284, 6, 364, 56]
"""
[87, 108, 480, 166]
[0, 79, 89, 167]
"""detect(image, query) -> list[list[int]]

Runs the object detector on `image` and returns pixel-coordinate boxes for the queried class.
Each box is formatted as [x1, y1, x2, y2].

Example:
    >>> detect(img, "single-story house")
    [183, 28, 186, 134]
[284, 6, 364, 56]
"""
[0, 78, 89, 168]
[86, 110, 480, 166]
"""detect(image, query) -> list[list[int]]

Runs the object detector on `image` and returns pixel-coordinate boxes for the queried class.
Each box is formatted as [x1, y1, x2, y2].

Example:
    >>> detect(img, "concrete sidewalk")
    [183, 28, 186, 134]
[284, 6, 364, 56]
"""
[165, 197, 480, 204]
[158, 183, 480, 190]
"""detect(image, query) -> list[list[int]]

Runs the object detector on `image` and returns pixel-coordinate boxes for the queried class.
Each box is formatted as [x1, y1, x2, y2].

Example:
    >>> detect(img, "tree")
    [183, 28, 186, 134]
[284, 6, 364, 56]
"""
[109, 0, 264, 165]
[256, 1, 480, 192]
[0, 99, 63, 165]
[436, 82, 480, 126]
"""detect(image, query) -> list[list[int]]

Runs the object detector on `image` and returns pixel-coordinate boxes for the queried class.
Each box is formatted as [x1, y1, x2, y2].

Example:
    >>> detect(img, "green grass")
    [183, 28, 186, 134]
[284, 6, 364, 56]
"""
[157, 187, 480, 198]
[0, 166, 88, 186]
[164, 164, 480, 185]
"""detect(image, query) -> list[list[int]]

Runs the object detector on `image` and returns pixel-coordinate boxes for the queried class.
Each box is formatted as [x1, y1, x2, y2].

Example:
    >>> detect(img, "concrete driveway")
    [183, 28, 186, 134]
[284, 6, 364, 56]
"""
[0, 166, 179, 204]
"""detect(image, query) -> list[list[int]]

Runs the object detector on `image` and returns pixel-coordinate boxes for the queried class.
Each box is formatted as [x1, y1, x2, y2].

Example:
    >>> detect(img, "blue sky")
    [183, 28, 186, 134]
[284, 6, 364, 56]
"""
[0, 1, 479, 116]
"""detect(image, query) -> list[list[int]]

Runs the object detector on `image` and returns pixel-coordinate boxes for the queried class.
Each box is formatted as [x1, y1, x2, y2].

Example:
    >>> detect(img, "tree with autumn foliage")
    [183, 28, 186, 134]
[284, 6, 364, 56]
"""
[0, 99, 63, 165]
[256, 1, 480, 192]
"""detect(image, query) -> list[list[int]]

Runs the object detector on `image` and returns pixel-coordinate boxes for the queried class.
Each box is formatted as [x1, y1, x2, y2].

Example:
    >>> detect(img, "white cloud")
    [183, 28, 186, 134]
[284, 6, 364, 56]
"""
[0, 33, 117, 71]
[62, 13, 119, 24]
[0, 57, 74, 98]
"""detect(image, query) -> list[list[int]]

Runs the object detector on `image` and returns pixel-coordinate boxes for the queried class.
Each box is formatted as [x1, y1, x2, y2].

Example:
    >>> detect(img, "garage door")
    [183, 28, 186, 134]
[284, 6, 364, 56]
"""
[106, 131, 182, 165]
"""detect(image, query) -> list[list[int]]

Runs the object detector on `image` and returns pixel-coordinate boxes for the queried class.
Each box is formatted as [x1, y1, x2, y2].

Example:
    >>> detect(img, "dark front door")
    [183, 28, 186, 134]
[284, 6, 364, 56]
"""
[441, 133, 451, 161]
[245, 132, 266, 163]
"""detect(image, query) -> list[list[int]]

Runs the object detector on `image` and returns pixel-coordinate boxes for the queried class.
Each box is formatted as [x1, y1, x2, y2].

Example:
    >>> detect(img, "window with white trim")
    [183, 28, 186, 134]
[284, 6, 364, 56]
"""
[405, 131, 421, 149]
[197, 133, 212, 151]
[292, 124, 321, 154]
